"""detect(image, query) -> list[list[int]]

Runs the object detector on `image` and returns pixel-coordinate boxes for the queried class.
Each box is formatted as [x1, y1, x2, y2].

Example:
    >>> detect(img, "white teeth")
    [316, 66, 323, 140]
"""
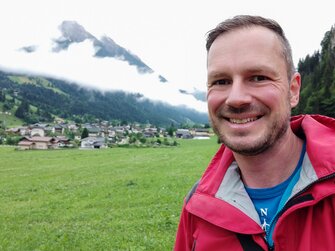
[229, 117, 257, 124]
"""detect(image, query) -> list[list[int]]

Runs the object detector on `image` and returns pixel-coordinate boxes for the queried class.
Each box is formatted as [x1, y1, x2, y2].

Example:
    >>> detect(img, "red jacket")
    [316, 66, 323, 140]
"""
[174, 115, 335, 251]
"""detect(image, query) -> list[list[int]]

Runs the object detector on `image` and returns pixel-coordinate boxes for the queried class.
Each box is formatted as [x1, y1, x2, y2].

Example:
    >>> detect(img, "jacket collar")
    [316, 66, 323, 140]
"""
[291, 114, 335, 178]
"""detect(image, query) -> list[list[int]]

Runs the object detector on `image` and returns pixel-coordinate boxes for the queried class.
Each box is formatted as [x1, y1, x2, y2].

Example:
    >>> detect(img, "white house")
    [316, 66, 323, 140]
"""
[30, 127, 45, 137]
[80, 137, 107, 149]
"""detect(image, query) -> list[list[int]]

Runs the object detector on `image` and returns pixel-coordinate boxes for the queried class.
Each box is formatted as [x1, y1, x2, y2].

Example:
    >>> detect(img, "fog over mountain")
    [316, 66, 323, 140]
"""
[0, 20, 207, 113]
[53, 21, 156, 75]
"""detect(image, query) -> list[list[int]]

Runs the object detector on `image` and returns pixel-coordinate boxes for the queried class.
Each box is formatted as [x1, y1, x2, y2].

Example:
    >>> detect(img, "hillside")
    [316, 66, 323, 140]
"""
[294, 25, 335, 117]
[0, 70, 208, 126]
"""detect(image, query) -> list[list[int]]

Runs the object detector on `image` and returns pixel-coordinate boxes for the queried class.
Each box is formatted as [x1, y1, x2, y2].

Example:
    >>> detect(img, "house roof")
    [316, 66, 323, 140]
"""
[87, 127, 101, 133]
[195, 128, 210, 132]
[30, 123, 49, 128]
[176, 129, 190, 133]
[18, 141, 34, 146]
[81, 136, 105, 143]
[23, 136, 55, 143]
[6, 127, 20, 133]
[55, 136, 70, 142]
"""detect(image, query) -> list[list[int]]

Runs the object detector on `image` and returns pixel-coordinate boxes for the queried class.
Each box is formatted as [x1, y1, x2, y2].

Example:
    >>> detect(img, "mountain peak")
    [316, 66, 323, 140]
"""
[59, 20, 94, 42]
[52, 20, 94, 52]
[52, 20, 157, 76]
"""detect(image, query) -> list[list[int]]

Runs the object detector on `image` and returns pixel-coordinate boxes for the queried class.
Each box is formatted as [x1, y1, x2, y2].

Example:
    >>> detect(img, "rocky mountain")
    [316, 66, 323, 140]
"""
[52, 21, 157, 76]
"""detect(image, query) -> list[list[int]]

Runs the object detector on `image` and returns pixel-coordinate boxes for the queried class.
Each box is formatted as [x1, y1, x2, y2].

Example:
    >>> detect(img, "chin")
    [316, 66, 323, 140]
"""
[219, 135, 271, 156]
[230, 144, 270, 156]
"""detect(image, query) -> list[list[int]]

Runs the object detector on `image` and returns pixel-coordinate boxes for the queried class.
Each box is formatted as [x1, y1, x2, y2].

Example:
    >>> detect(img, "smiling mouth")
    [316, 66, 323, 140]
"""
[227, 117, 261, 124]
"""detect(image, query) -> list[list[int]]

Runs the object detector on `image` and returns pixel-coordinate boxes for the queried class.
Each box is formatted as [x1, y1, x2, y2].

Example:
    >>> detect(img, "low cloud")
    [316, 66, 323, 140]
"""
[0, 36, 208, 113]
[19, 45, 38, 53]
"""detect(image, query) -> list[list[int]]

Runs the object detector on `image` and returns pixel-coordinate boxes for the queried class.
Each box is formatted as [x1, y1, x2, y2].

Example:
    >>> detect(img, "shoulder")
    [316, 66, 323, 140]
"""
[185, 180, 200, 204]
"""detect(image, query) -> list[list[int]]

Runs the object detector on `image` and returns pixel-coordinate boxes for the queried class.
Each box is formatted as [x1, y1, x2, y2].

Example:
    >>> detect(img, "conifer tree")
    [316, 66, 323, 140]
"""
[15, 100, 30, 119]
[81, 128, 89, 139]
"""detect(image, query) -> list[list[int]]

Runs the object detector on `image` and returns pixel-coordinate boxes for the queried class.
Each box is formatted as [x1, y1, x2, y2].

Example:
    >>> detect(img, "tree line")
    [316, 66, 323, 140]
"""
[293, 25, 335, 117]
[0, 71, 208, 126]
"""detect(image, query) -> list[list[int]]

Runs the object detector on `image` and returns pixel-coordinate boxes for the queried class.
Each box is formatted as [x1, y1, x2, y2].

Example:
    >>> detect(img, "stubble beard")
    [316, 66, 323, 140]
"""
[211, 104, 291, 156]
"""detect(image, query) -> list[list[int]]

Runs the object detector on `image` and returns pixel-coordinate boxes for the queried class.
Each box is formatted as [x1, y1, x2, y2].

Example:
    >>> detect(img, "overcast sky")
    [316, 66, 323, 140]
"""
[0, 0, 334, 112]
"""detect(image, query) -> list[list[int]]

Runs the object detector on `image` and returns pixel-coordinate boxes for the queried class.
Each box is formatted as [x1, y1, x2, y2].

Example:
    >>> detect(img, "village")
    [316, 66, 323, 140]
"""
[1, 121, 212, 150]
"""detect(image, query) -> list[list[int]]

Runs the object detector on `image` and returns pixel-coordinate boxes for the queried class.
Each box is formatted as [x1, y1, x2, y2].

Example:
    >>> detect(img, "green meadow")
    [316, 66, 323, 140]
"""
[0, 138, 219, 251]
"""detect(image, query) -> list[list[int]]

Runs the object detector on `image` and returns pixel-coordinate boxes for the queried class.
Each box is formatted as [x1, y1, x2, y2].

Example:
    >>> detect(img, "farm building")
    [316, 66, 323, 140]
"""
[18, 136, 58, 150]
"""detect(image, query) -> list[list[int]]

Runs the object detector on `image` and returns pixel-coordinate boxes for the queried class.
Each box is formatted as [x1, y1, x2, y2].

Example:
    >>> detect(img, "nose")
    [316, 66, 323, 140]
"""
[225, 79, 252, 108]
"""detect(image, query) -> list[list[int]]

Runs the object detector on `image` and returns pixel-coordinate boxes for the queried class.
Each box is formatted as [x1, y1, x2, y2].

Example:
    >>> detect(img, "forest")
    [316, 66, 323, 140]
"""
[0, 72, 208, 126]
[293, 25, 335, 117]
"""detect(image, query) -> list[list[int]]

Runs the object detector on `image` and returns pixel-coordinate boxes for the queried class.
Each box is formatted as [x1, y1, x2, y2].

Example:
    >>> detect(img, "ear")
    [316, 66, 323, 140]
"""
[289, 72, 301, 108]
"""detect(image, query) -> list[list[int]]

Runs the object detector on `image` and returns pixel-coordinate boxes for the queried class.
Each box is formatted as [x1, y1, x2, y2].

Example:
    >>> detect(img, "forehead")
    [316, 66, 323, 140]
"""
[207, 26, 285, 74]
[208, 26, 283, 55]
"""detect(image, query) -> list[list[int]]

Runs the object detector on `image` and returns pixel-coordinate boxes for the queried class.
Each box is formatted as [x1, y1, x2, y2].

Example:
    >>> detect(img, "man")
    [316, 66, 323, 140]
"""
[174, 15, 335, 251]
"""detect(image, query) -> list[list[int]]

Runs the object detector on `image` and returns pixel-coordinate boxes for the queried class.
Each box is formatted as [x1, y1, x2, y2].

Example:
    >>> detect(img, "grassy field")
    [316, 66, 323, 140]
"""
[0, 138, 219, 251]
[0, 108, 23, 128]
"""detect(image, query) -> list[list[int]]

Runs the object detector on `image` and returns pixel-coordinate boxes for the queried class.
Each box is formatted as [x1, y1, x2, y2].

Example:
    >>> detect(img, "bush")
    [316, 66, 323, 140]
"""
[5, 136, 21, 145]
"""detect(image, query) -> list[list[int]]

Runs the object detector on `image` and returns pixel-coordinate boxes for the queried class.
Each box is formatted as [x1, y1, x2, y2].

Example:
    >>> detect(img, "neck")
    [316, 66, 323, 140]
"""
[233, 129, 304, 188]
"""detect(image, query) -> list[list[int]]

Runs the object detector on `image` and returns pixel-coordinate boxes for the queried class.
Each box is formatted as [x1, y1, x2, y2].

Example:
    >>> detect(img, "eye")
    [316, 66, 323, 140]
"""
[209, 79, 232, 87]
[250, 75, 269, 82]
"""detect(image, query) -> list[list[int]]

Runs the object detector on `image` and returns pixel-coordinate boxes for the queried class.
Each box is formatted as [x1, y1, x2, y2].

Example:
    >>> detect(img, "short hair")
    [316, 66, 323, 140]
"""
[206, 15, 295, 79]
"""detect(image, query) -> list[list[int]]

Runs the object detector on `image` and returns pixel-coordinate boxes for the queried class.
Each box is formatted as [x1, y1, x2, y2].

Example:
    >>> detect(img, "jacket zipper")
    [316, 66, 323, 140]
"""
[265, 172, 335, 250]
[191, 239, 196, 251]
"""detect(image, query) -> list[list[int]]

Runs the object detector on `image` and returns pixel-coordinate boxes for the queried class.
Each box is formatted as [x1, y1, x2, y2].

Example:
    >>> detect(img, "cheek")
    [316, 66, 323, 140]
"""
[259, 91, 278, 107]
[207, 90, 226, 113]
[260, 89, 289, 110]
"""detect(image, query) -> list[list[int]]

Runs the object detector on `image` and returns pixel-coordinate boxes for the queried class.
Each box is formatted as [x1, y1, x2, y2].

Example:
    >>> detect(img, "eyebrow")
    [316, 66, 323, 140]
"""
[207, 71, 229, 80]
[244, 66, 280, 78]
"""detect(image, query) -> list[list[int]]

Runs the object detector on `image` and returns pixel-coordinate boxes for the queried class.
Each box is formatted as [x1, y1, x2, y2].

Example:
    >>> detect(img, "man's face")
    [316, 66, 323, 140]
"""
[207, 26, 300, 155]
